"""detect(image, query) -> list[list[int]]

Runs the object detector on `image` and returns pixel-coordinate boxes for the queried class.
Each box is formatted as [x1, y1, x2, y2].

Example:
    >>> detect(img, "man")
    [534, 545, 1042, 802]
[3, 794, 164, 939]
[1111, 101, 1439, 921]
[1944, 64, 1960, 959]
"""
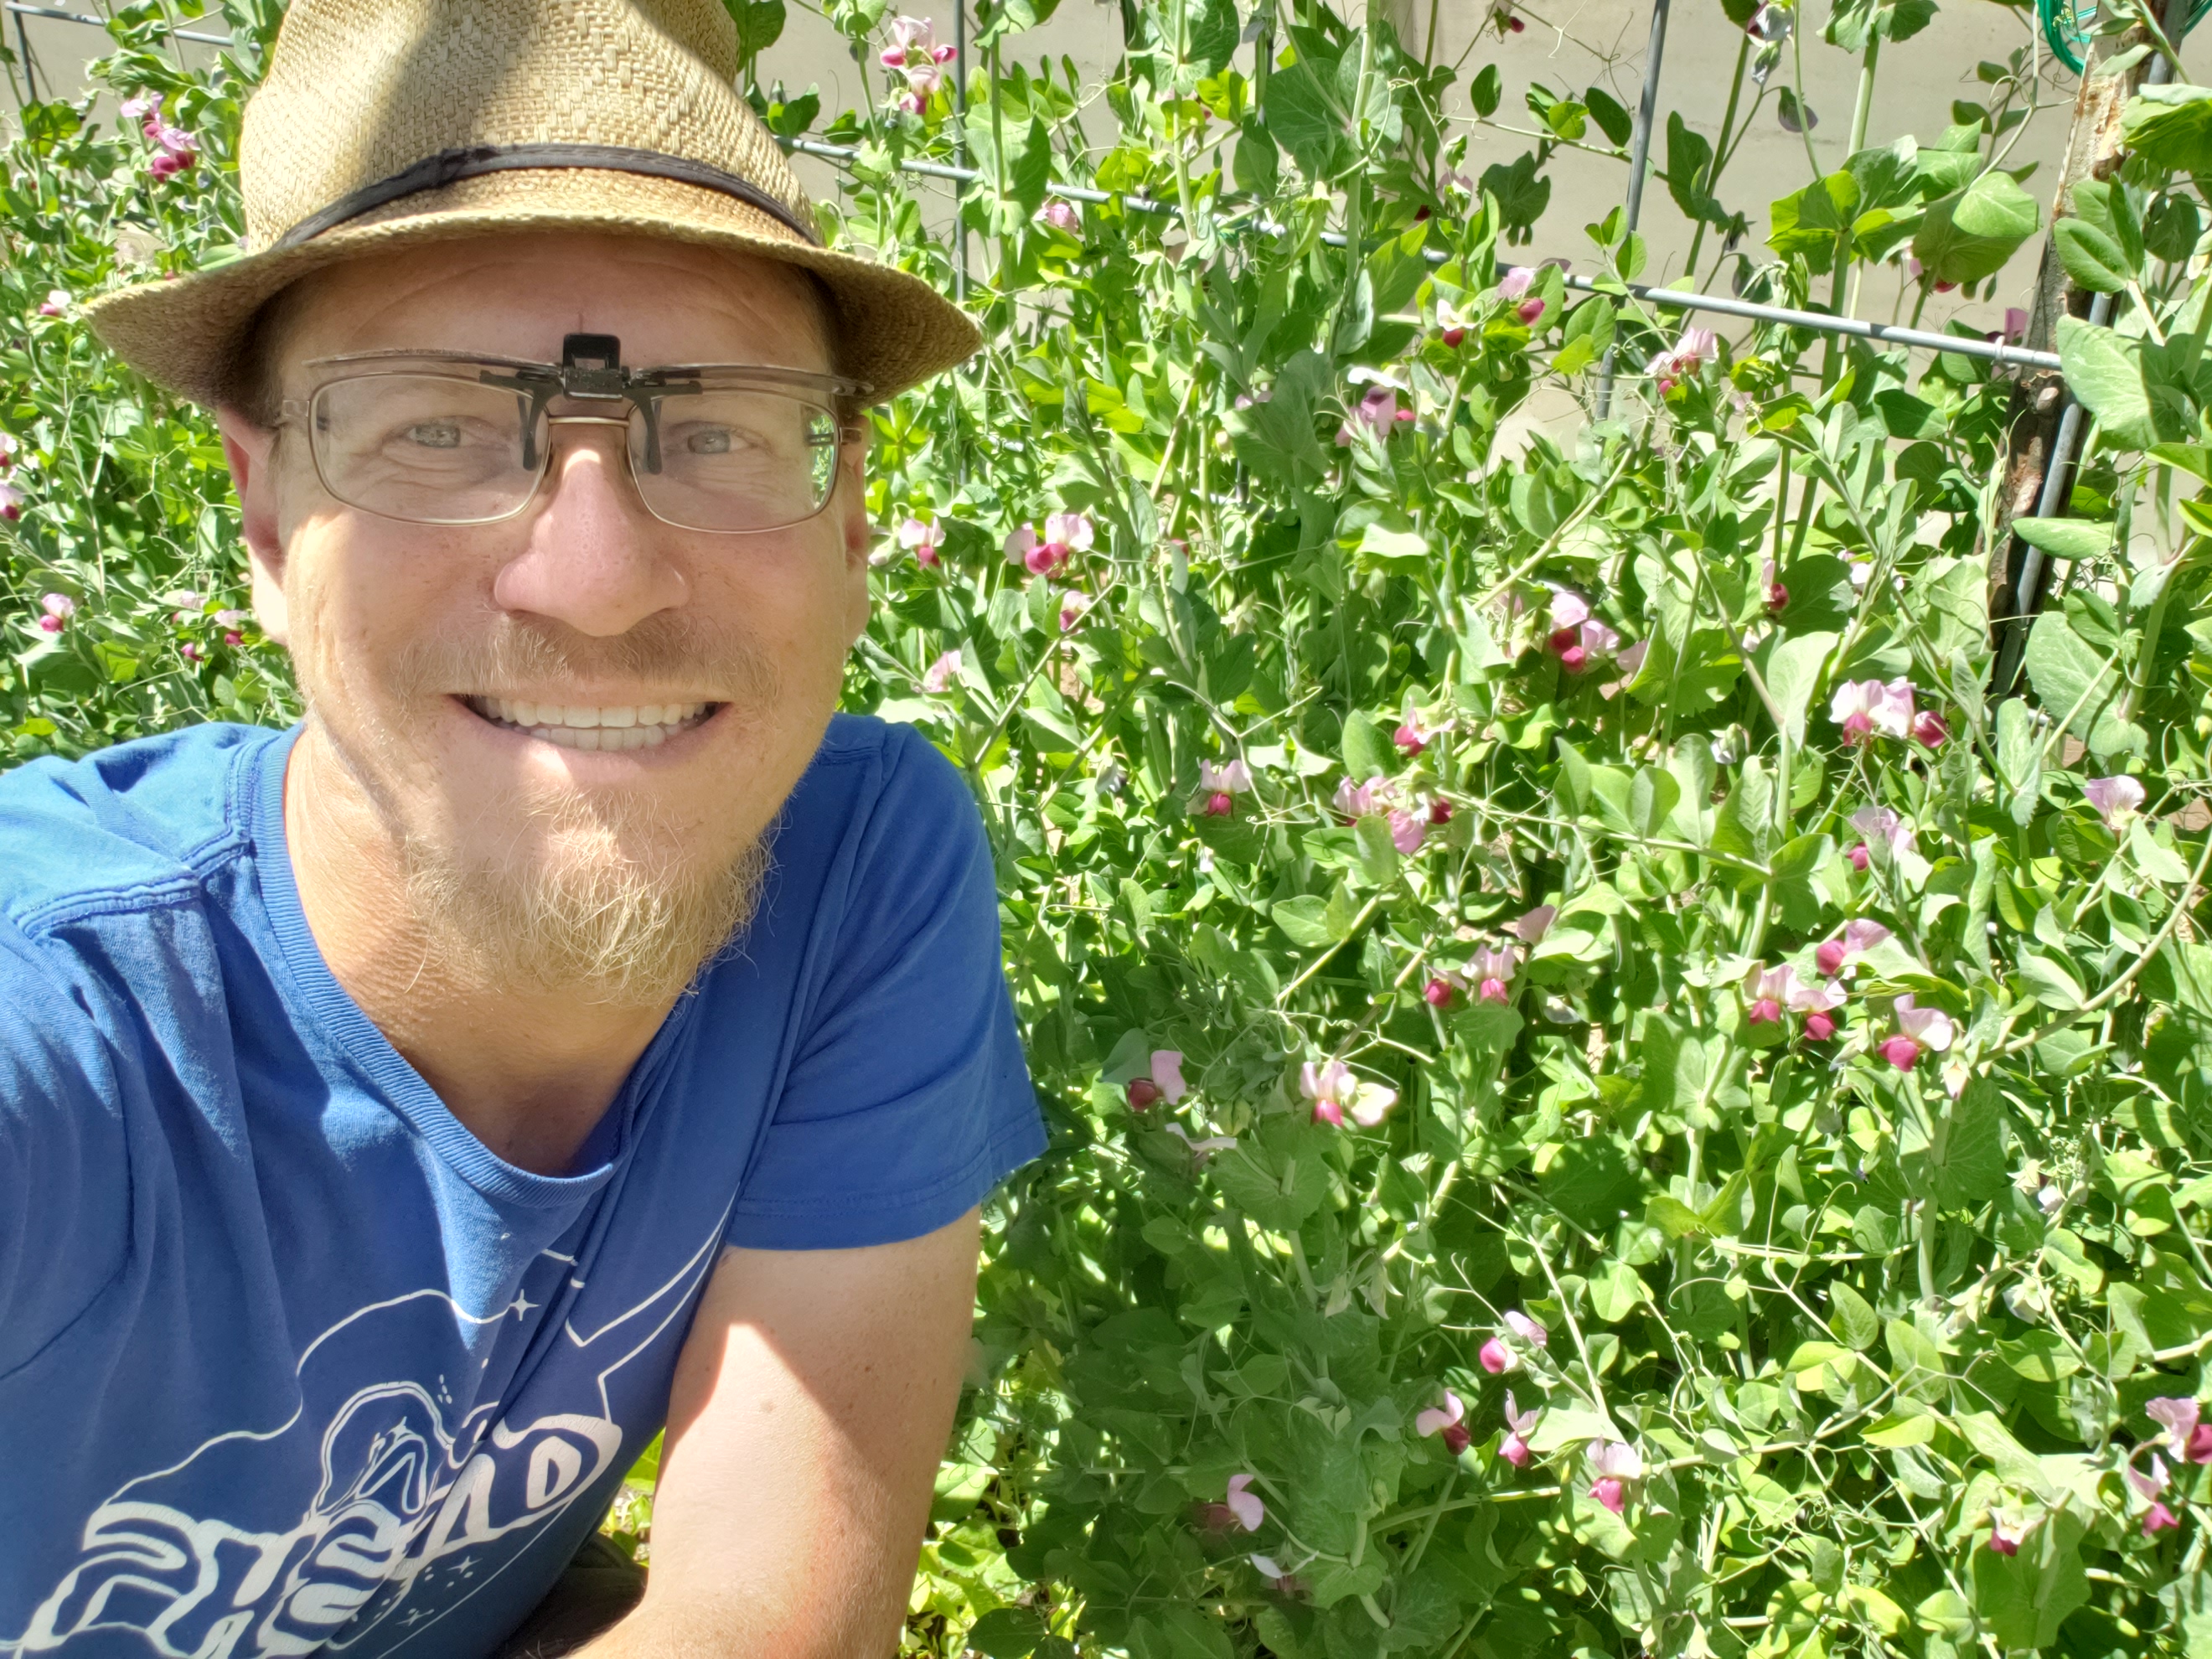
[0, 3, 1045, 1656]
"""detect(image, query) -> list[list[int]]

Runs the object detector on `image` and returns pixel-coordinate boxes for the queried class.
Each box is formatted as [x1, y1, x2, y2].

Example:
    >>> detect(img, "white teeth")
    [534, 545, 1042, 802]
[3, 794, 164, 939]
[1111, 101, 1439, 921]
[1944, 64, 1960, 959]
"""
[472, 695, 710, 747]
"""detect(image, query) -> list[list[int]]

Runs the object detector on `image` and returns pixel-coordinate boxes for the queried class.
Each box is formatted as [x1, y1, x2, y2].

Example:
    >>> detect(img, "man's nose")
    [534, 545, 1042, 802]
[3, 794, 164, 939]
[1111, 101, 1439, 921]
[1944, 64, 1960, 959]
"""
[488, 423, 688, 636]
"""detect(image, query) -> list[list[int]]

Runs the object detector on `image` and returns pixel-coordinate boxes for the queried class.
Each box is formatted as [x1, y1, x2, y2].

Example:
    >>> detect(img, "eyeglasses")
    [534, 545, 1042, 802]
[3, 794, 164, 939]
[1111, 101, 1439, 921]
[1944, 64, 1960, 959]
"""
[279, 333, 870, 535]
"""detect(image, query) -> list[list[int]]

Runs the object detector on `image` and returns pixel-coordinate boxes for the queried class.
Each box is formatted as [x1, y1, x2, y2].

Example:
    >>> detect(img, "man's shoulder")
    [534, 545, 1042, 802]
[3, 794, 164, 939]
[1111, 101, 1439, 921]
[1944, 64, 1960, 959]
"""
[790, 712, 978, 830]
[0, 721, 276, 933]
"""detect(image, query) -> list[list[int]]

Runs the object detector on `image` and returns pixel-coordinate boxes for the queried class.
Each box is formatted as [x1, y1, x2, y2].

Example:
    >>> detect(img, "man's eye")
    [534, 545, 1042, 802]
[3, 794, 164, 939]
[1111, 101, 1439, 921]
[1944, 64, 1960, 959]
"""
[685, 427, 736, 455]
[406, 421, 463, 449]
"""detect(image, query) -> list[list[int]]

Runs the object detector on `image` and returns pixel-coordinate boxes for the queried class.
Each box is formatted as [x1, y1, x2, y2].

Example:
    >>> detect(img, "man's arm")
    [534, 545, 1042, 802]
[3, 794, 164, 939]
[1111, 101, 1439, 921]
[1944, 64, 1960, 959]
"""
[581, 1207, 982, 1656]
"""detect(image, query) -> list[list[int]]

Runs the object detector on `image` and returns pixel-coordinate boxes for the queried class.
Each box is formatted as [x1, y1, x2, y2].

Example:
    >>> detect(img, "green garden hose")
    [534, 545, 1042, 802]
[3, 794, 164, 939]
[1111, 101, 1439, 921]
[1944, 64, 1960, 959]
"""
[2039, 0, 2206, 74]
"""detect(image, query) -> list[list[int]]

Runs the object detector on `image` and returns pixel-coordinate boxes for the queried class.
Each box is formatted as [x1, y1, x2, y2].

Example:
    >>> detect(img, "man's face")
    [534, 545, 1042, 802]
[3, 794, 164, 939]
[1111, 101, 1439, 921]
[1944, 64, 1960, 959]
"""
[220, 232, 872, 1004]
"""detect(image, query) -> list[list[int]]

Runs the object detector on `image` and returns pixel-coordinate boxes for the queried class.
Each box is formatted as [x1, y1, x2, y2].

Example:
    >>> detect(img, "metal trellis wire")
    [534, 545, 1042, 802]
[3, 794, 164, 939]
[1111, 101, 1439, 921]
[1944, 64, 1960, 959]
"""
[3, 3, 233, 48]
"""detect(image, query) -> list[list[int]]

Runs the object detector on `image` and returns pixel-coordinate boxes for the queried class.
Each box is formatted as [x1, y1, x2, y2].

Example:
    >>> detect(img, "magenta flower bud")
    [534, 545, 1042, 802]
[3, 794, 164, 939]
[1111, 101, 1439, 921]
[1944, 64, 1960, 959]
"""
[1441, 1422, 1471, 1455]
[1767, 581, 1789, 613]
[1126, 1078, 1162, 1111]
[1848, 843, 1870, 873]
[1480, 977, 1511, 1005]
[1547, 626, 1580, 656]
[1202, 791, 1234, 818]
[1558, 645, 1589, 674]
[1429, 798, 1451, 824]
[36, 614, 61, 633]
[1517, 297, 1546, 325]
[223, 630, 244, 647]
[1816, 940, 1848, 976]
[1748, 997, 1782, 1025]
[1591, 1477, 1626, 1514]
[1802, 1010, 1837, 1042]
[2189, 1424, 2212, 1465]
[1912, 711, 1950, 747]
[2147, 1501, 2182, 1537]
[1987, 1527, 2018, 1557]
[1479, 1338, 1510, 1373]
[1310, 1097, 1344, 1128]
[1879, 1035, 1921, 1071]
[1394, 721, 1427, 756]
[1440, 325, 1465, 347]
[1500, 1433, 1531, 1467]
[1424, 978, 1455, 1008]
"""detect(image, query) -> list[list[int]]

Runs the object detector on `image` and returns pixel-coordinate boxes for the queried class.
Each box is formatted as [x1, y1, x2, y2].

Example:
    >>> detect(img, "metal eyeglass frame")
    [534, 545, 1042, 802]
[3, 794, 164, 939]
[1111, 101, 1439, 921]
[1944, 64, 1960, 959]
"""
[277, 333, 872, 535]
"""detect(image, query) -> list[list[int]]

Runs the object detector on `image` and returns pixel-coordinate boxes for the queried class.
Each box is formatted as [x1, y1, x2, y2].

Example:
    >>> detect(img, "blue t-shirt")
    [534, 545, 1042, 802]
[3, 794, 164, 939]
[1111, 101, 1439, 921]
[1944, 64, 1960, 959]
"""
[0, 716, 1045, 1658]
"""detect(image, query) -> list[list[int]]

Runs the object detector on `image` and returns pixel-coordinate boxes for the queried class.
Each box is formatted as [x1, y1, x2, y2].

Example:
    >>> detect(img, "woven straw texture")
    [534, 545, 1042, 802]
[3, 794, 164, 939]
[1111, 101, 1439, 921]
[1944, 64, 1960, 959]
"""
[88, 0, 979, 406]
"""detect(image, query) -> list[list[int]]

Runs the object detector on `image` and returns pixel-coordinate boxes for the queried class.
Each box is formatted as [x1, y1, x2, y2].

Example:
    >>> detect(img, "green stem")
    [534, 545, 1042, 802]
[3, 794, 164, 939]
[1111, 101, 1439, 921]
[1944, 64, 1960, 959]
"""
[1839, 34, 1881, 323]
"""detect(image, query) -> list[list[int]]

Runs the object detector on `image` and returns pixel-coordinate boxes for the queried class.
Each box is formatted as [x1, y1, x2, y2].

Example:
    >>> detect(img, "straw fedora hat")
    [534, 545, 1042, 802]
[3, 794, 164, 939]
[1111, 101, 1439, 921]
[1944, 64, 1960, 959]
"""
[87, 0, 979, 406]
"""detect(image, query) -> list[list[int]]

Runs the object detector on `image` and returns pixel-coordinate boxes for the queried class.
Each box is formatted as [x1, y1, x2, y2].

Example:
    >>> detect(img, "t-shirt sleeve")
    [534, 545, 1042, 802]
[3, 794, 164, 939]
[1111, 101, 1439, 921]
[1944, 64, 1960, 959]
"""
[0, 924, 131, 1377]
[724, 728, 1047, 1249]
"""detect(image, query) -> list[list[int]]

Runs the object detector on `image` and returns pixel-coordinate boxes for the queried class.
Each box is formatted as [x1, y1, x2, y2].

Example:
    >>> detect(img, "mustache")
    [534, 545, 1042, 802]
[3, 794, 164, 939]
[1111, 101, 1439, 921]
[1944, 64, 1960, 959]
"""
[389, 612, 782, 705]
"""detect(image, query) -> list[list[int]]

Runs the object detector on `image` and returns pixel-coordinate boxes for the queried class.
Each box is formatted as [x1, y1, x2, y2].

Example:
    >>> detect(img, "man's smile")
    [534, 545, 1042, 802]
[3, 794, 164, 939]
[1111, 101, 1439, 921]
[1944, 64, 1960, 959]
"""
[460, 695, 720, 751]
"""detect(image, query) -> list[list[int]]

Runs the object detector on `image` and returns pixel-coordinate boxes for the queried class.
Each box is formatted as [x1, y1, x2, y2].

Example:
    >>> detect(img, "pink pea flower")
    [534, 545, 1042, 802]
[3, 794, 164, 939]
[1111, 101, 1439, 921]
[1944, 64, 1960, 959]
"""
[119, 92, 160, 124]
[1200, 758, 1253, 795]
[1880, 994, 1955, 1071]
[1987, 1502, 2036, 1556]
[1479, 1339, 1512, 1373]
[2130, 1454, 2172, 1501]
[1787, 972, 1844, 1041]
[1498, 266, 1537, 301]
[1742, 963, 1799, 1026]
[2085, 774, 2146, 831]
[1987, 308, 2029, 347]
[0, 483, 23, 523]
[1470, 944, 1518, 1005]
[1300, 1058, 1396, 1128]
[1746, 3, 1790, 43]
[2149, 1398, 2202, 1456]
[1646, 325, 1718, 395]
[151, 124, 196, 163]
[1336, 385, 1415, 445]
[37, 289, 67, 318]
[1005, 510, 1093, 576]
[1200, 792, 1233, 817]
[180, 641, 204, 664]
[1600, 638, 1650, 699]
[1499, 1393, 1539, 1467]
[1511, 906, 1557, 946]
[1225, 1472, 1264, 1532]
[921, 649, 962, 694]
[1912, 710, 1950, 748]
[1816, 919, 1892, 977]
[1125, 1078, 1162, 1110]
[1150, 1050, 1186, 1105]
[1058, 592, 1091, 633]
[0, 433, 18, 471]
[1040, 199, 1080, 233]
[1424, 975, 1459, 1008]
[896, 517, 943, 568]
[881, 14, 957, 65]
[1588, 1440, 1642, 1513]
[1830, 678, 1915, 743]
[1492, 1, 1526, 32]
[1387, 809, 1427, 855]
[1417, 1388, 1470, 1455]
[39, 593, 73, 629]
[2147, 1501, 2183, 1536]
[1504, 1310, 1550, 1348]
[1428, 797, 1452, 825]
[1802, 1009, 1837, 1042]
[1436, 297, 1472, 347]
[1848, 843, 1871, 873]
[1394, 712, 1438, 755]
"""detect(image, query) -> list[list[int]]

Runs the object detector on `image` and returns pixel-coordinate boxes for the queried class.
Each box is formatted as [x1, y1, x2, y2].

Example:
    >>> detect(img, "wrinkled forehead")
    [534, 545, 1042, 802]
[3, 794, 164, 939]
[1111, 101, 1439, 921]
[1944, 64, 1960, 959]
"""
[271, 231, 836, 382]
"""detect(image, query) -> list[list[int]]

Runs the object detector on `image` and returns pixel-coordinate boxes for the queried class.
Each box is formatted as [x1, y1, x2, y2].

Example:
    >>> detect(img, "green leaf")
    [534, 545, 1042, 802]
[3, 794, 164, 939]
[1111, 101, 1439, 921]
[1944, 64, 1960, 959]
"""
[967, 1607, 1050, 1656]
[1972, 1509, 2089, 1651]
[1913, 172, 2040, 288]
[724, 0, 787, 55]
[1768, 173, 1858, 271]
[1263, 60, 1342, 178]
[1342, 711, 1388, 780]
[1999, 1329, 2080, 1382]
[2124, 83, 2212, 177]
[1212, 1134, 1331, 1234]
[2056, 315, 2158, 451]
[2018, 950, 2088, 1011]
[1760, 629, 1837, 746]
[2054, 217, 2132, 293]
[1272, 893, 1343, 948]
[2023, 602, 2146, 758]
[1934, 1078, 2011, 1207]
[2010, 515, 2113, 562]
[1827, 1280, 1880, 1350]
[1182, 0, 1238, 74]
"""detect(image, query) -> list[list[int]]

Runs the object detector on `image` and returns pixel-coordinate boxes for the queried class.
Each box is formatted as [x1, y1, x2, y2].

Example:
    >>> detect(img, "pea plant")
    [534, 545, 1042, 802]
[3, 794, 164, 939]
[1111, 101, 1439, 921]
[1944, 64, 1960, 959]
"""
[9, 2, 2212, 1656]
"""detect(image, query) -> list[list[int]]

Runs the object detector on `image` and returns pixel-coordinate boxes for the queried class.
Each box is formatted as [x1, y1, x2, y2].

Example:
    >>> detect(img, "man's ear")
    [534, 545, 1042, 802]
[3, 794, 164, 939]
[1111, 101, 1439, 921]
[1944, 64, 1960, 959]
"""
[216, 408, 291, 647]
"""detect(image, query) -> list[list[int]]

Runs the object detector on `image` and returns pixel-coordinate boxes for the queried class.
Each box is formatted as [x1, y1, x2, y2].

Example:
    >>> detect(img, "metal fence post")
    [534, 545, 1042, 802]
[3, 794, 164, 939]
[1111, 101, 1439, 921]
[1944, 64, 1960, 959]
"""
[1593, 0, 1672, 420]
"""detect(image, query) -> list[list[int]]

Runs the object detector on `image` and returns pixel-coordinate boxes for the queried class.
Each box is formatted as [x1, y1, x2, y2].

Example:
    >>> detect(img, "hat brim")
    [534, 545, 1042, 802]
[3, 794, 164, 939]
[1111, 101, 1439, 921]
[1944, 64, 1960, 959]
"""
[87, 168, 981, 409]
